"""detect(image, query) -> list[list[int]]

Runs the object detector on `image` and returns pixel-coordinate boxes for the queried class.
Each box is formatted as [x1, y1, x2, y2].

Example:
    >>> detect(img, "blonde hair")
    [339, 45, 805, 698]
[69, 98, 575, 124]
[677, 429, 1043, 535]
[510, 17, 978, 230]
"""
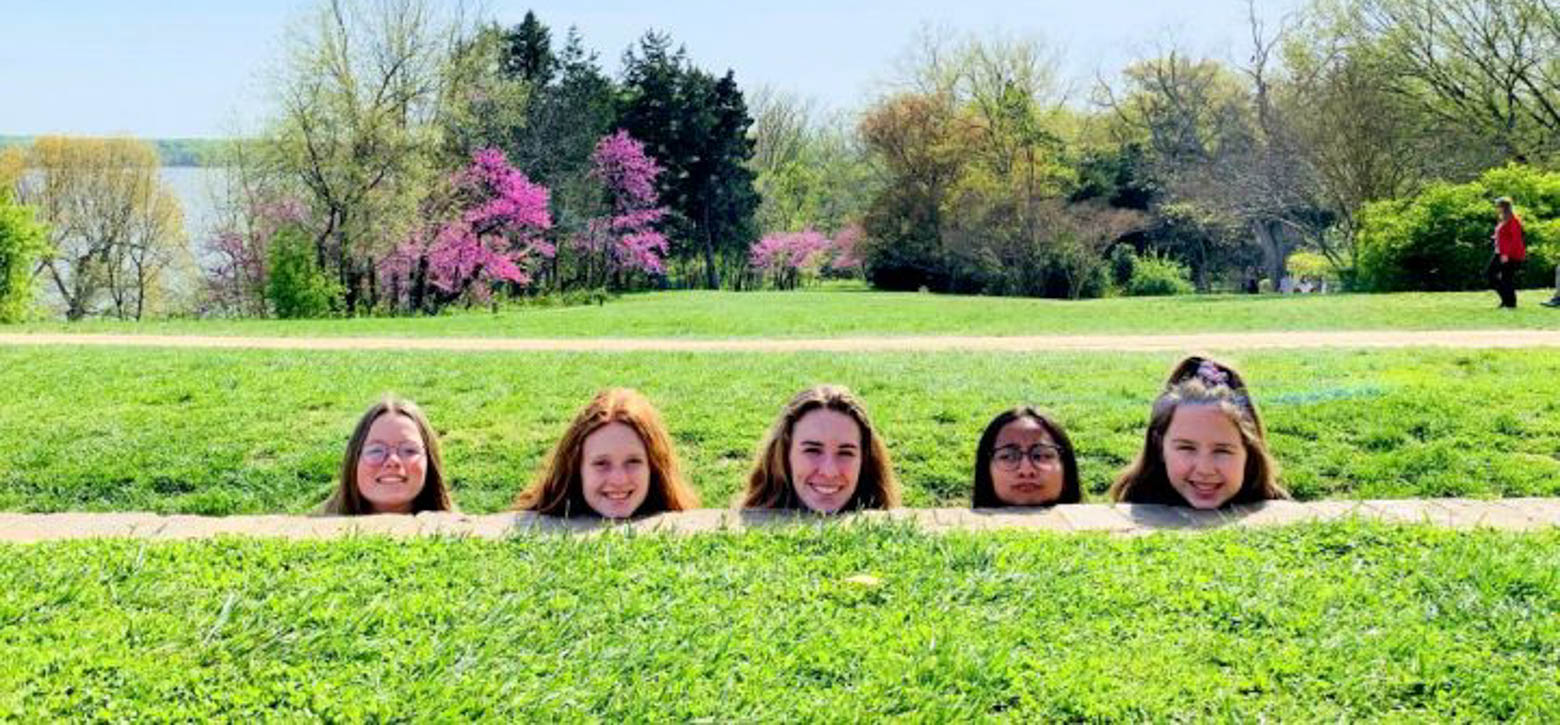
[742, 384, 900, 511]
[320, 396, 454, 515]
[514, 388, 699, 517]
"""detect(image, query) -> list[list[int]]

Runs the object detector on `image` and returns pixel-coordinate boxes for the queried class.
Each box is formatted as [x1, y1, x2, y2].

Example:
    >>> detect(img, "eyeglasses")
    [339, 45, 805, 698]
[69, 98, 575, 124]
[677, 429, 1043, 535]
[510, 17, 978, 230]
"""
[361, 443, 425, 465]
[992, 444, 1061, 471]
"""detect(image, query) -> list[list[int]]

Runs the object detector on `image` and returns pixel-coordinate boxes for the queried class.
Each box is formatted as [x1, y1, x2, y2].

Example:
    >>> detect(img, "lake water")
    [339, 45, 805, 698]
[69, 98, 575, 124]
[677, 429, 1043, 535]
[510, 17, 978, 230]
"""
[160, 166, 229, 252]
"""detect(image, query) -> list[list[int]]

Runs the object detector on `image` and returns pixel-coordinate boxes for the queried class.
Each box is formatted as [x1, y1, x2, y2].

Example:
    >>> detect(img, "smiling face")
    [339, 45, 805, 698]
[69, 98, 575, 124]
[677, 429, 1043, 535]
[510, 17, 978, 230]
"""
[580, 422, 651, 519]
[1161, 403, 1248, 509]
[989, 417, 1065, 506]
[787, 408, 863, 513]
[353, 413, 428, 514]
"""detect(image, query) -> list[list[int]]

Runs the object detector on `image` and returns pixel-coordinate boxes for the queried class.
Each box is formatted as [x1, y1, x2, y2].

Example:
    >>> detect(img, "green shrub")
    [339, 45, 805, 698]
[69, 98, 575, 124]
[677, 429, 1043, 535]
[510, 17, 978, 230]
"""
[0, 199, 48, 323]
[264, 226, 340, 319]
[1126, 252, 1194, 296]
[1357, 164, 1559, 292]
[1108, 244, 1137, 288]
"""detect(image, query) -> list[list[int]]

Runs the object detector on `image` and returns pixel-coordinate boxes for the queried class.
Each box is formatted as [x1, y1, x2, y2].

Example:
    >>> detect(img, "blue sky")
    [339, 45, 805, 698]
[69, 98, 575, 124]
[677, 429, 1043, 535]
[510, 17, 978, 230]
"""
[2, 0, 1304, 138]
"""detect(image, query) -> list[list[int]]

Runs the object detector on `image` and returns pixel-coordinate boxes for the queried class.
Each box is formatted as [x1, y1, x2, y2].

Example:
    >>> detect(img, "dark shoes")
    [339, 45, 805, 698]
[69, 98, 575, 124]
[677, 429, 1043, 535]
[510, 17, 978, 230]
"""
[1542, 297, 1560, 308]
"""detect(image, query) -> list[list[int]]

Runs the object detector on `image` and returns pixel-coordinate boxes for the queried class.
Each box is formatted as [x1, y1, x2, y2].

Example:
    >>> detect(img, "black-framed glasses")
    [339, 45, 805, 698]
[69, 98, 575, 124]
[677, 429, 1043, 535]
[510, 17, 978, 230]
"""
[361, 443, 425, 465]
[991, 444, 1061, 471]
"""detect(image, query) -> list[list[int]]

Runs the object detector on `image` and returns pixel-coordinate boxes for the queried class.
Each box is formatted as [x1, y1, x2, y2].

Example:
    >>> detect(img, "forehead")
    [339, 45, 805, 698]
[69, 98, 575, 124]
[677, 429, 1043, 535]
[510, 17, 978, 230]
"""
[583, 421, 646, 455]
[1165, 404, 1243, 443]
[366, 412, 420, 442]
[792, 408, 862, 445]
[994, 417, 1054, 446]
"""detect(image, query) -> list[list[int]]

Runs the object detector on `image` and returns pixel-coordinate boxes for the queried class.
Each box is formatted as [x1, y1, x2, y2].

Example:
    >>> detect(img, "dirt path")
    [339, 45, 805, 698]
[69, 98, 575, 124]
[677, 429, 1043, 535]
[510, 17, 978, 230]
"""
[3, 499, 1557, 542]
[5, 329, 1560, 352]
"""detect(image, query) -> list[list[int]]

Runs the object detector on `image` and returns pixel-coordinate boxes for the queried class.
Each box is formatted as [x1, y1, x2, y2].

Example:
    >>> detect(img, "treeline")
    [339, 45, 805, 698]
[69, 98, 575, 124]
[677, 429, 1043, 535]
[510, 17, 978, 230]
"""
[0, 136, 224, 167]
[812, 0, 1560, 298]
[198, 3, 762, 317]
[6, 0, 1560, 322]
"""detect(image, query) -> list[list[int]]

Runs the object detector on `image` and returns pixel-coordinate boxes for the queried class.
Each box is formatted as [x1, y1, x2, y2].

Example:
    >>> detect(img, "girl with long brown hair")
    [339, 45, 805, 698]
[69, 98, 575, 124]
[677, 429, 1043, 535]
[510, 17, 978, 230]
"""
[742, 384, 899, 513]
[1110, 357, 1288, 508]
[319, 396, 456, 515]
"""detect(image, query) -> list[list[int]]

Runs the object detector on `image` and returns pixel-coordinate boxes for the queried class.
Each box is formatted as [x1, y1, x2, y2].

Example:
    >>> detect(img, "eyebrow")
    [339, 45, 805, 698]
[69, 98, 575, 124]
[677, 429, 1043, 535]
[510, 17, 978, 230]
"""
[799, 439, 858, 450]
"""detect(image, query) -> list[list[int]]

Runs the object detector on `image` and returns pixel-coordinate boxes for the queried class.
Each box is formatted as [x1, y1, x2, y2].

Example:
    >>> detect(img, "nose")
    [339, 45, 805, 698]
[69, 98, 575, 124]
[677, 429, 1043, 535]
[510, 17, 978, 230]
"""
[818, 454, 842, 478]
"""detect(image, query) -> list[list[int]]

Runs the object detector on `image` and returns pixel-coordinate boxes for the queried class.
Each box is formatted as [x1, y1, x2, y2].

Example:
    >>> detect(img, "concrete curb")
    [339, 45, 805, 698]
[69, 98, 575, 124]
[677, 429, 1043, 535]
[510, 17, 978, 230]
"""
[4, 499, 1558, 543]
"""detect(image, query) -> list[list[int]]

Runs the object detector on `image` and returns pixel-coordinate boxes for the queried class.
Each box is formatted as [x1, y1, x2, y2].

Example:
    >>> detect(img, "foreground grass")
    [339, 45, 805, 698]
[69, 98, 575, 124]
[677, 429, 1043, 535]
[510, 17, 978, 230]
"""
[2, 523, 1557, 720]
[12, 288, 1560, 338]
[3, 346, 1558, 514]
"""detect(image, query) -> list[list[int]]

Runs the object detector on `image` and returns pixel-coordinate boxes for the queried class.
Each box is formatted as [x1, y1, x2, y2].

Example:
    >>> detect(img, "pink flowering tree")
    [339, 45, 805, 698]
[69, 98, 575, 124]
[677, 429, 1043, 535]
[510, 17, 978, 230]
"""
[573, 131, 669, 288]
[380, 149, 553, 312]
[204, 196, 308, 317]
[748, 229, 831, 289]
[826, 223, 866, 278]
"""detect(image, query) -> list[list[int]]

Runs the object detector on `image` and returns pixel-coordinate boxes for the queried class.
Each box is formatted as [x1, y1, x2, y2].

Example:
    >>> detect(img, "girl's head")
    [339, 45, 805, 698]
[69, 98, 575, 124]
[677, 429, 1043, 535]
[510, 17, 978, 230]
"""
[742, 384, 899, 513]
[1110, 359, 1286, 508]
[515, 388, 698, 518]
[972, 407, 1081, 507]
[323, 396, 453, 515]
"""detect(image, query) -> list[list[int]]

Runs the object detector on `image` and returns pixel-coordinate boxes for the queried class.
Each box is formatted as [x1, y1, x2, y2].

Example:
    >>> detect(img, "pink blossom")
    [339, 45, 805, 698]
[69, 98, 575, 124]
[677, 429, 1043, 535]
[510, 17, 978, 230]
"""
[573, 131, 669, 277]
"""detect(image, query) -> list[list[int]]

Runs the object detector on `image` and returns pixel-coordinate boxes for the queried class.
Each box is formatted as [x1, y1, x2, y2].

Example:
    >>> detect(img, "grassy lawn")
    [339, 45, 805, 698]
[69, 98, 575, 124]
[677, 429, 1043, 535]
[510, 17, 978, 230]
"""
[3, 346, 1557, 514]
[2, 523, 1557, 720]
[10, 287, 1560, 338]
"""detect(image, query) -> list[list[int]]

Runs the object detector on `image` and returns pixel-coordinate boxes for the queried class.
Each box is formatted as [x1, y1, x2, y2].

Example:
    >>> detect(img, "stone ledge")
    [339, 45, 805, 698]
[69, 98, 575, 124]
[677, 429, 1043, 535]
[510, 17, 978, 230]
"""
[2, 500, 1558, 543]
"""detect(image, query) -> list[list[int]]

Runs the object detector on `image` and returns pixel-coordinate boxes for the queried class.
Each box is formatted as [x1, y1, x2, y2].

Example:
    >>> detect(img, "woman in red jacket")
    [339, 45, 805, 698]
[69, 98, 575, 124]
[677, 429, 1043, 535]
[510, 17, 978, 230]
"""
[1489, 197, 1526, 309]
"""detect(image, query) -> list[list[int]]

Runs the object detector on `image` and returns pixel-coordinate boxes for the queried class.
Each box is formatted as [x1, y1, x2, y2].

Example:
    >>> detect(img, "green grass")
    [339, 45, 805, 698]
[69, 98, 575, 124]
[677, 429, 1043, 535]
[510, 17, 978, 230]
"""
[3, 346, 1558, 514]
[3, 523, 1558, 720]
[12, 288, 1560, 338]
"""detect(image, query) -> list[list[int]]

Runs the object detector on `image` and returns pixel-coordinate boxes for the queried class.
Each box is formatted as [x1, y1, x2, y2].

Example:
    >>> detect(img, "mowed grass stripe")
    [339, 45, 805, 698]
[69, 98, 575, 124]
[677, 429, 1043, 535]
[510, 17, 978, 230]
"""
[10, 288, 1560, 339]
[3, 346, 1558, 514]
[2, 524, 1557, 720]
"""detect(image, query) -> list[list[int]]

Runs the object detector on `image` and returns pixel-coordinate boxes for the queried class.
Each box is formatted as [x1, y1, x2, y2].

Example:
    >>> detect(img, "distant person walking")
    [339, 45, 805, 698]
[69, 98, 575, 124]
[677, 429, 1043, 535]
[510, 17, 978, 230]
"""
[1488, 197, 1526, 309]
[1542, 262, 1560, 308]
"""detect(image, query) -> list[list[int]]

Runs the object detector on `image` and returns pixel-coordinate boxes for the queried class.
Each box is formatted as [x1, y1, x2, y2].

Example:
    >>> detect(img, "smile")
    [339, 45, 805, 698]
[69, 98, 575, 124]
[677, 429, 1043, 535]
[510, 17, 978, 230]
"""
[599, 490, 636, 501]
[808, 481, 844, 496]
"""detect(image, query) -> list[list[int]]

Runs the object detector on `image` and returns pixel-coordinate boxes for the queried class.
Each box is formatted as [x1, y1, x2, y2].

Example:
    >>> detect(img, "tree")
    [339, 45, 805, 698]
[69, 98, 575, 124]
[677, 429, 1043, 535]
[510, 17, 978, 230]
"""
[379, 148, 552, 313]
[619, 33, 760, 288]
[572, 131, 669, 288]
[0, 197, 48, 323]
[269, 0, 466, 313]
[13, 137, 188, 320]
[267, 225, 340, 318]
[1360, 0, 1560, 162]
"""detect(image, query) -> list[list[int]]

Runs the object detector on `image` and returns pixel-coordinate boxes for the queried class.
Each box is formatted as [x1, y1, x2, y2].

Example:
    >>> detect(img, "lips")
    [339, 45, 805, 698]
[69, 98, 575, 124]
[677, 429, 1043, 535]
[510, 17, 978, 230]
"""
[598, 489, 636, 501]
[807, 481, 844, 497]
[374, 475, 408, 486]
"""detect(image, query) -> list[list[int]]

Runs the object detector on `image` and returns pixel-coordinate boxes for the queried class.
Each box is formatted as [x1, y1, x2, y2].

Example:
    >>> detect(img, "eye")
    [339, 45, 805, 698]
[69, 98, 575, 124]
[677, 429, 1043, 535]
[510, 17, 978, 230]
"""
[837, 449, 856, 458]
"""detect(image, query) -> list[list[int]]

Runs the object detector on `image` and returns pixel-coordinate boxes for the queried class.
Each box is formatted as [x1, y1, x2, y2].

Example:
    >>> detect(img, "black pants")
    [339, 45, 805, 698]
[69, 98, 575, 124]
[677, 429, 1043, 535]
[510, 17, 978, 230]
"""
[1487, 254, 1523, 308]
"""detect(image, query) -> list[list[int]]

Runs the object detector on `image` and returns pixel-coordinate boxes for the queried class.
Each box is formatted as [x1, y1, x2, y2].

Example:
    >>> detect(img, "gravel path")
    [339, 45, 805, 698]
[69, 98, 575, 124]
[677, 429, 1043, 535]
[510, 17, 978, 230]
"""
[5, 329, 1560, 352]
[4, 499, 1558, 542]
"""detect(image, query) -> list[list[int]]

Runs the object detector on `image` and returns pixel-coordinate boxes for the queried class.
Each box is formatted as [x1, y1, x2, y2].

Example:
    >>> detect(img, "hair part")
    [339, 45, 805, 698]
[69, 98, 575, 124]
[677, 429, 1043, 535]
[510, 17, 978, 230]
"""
[971, 406, 1082, 507]
[514, 388, 699, 517]
[742, 384, 900, 511]
[321, 395, 454, 515]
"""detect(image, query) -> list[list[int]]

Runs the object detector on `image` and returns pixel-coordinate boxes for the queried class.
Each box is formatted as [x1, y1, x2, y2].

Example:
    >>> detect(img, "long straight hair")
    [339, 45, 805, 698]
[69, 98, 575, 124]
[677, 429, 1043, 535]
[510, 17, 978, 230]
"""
[741, 384, 899, 511]
[514, 388, 699, 517]
[1110, 363, 1287, 505]
[320, 396, 454, 515]
[971, 407, 1082, 507]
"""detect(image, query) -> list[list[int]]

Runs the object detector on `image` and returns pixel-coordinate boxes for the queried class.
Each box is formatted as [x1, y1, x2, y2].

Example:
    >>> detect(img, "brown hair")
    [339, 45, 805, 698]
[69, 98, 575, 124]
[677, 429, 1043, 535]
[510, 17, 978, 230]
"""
[319, 396, 455, 515]
[513, 388, 699, 517]
[1109, 364, 1288, 506]
[1161, 355, 1266, 437]
[741, 384, 900, 511]
[972, 407, 1082, 507]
